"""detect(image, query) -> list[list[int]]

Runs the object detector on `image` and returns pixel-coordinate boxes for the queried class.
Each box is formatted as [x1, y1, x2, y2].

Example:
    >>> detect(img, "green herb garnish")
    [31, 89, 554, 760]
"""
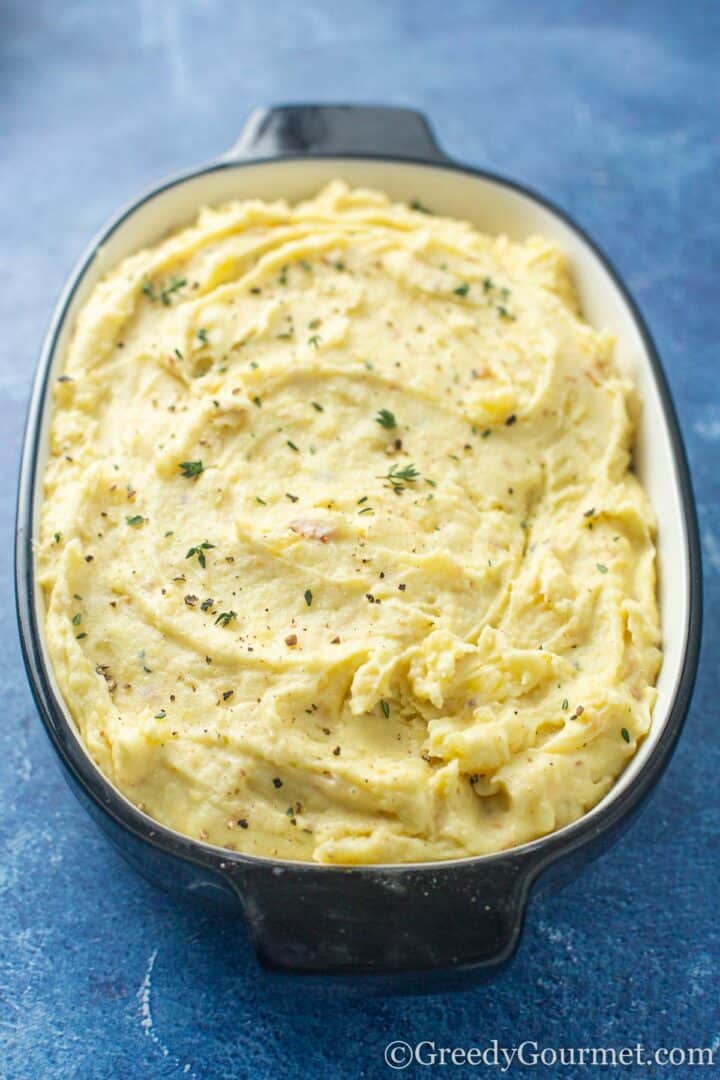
[215, 610, 237, 627]
[126, 514, 144, 526]
[72, 613, 82, 626]
[179, 460, 204, 479]
[380, 700, 390, 718]
[453, 283, 470, 298]
[304, 589, 313, 607]
[375, 408, 397, 430]
[380, 462, 420, 490]
[197, 328, 209, 344]
[161, 277, 186, 305]
[142, 276, 187, 305]
[621, 727, 631, 743]
[186, 541, 214, 568]
[597, 563, 608, 574]
[308, 335, 321, 348]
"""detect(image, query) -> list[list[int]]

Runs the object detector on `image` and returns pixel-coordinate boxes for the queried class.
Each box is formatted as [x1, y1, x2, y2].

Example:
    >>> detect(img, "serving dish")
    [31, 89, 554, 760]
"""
[16, 104, 701, 982]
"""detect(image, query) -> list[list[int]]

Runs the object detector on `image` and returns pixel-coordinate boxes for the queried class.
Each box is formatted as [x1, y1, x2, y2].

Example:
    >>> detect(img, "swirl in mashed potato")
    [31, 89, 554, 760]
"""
[38, 181, 661, 863]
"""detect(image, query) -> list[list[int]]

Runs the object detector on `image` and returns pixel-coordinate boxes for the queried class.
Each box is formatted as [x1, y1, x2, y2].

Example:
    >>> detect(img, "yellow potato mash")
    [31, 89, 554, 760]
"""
[38, 181, 661, 864]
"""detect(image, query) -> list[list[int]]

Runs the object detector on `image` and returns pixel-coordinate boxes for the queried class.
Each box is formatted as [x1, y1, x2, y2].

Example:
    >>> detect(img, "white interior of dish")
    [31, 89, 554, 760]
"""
[33, 156, 690, 842]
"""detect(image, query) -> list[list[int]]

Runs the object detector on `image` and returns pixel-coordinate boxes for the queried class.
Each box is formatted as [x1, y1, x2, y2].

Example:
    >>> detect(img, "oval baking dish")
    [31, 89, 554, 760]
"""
[16, 105, 701, 982]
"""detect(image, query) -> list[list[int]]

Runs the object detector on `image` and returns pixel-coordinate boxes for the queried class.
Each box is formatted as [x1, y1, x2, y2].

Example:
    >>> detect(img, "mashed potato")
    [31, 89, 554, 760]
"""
[38, 181, 661, 863]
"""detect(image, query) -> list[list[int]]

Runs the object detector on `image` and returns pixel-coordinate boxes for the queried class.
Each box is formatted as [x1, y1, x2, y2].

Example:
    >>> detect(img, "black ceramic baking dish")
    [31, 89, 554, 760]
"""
[16, 105, 702, 982]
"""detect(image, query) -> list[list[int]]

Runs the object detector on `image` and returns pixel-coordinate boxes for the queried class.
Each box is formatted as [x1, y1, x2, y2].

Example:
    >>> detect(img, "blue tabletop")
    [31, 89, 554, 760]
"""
[2, 2, 718, 1077]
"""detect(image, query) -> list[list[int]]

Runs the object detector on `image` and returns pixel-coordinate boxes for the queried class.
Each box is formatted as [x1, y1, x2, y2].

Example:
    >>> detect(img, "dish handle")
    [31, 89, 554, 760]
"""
[225, 854, 537, 976]
[227, 103, 447, 163]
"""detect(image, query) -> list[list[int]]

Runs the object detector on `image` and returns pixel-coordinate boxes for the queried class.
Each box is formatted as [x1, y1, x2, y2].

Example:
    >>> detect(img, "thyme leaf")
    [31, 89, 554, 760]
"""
[179, 460, 204, 479]
[215, 610, 237, 627]
[375, 408, 397, 430]
[379, 462, 420, 489]
[186, 541, 215, 568]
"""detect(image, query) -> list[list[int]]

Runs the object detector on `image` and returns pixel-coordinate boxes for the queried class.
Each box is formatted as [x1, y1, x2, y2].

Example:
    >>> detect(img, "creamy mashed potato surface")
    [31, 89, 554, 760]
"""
[39, 182, 661, 863]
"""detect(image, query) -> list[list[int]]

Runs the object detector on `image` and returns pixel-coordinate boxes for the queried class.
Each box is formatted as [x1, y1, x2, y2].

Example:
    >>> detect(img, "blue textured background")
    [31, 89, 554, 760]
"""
[1, 2, 718, 1077]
